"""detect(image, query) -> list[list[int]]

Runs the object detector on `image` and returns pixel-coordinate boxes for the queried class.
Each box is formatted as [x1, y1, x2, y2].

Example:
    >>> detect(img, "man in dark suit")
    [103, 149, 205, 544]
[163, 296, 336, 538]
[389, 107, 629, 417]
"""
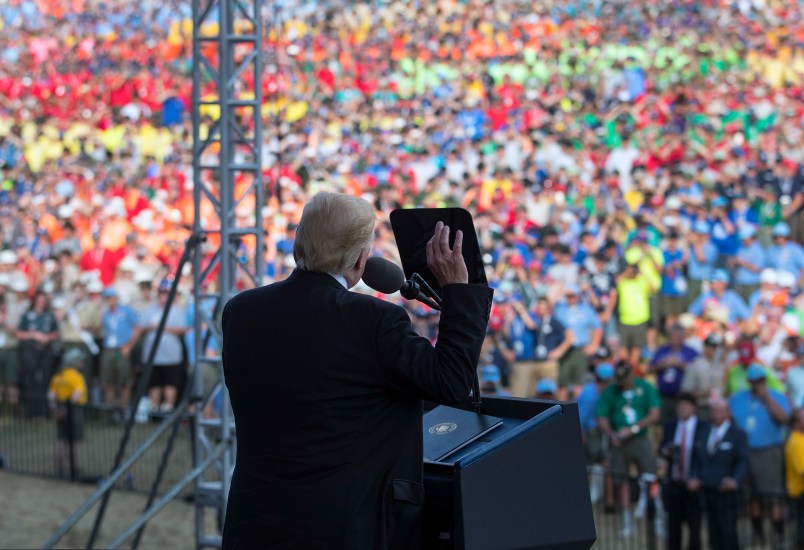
[221, 193, 493, 549]
[687, 399, 749, 550]
[659, 393, 706, 550]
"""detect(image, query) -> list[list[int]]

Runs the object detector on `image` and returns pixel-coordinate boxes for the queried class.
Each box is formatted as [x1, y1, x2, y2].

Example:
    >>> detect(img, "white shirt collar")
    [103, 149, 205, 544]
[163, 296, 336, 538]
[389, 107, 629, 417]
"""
[328, 273, 348, 289]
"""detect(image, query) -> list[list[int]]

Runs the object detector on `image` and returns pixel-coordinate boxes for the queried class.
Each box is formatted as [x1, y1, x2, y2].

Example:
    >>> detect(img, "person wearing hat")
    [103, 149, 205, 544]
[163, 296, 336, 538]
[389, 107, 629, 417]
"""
[553, 283, 602, 399]
[687, 399, 749, 550]
[478, 364, 509, 397]
[731, 224, 767, 303]
[748, 268, 780, 309]
[99, 287, 139, 411]
[725, 339, 785, 396]
[616, 257, 656, 371]
[658, 393, 707, 550]
[688, 269, 750, 325]
[728, 363, 791, 547]
[0, 281, 22, 407]
[137, 278, 189, 414]
[60, 280, 102, 362]
[686, 221, 718, 304]
[577, 362, 615, 507]
[658, 230, 687, 331]
[766, 222, 804, 282]
[650, 324, 700, 423]
[595, 361, 662, 537]
[535, 377, 557, 400]
[624, 228, 664, 350]
[680, 333, 727, 419]
[16, 290, 60, 418]
[47, 347, 88, 479]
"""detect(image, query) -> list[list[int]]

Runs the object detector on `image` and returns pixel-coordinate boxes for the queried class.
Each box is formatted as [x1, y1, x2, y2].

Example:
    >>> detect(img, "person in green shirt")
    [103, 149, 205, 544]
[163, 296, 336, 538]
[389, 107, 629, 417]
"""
[725, 361, 785, 397]
[596, 361, 662, 537]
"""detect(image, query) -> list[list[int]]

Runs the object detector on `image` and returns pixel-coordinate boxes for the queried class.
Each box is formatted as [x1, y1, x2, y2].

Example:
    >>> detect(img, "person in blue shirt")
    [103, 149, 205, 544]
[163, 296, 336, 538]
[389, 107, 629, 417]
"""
[659, 231, 688, 329]
[709, 197, 738, 263]
[728, 193, 760, 229]
[731, 225, 766, 303]
[554, 284, 603, 399]
[478, 364, 510, 397]
[728, 364, 792, 546]
[688, 270, 751, 324]
[687, 221, 718, 304]
[99, 288, 139, 410]
[579, 361, 616, 510]
[766, 222, 804, 279]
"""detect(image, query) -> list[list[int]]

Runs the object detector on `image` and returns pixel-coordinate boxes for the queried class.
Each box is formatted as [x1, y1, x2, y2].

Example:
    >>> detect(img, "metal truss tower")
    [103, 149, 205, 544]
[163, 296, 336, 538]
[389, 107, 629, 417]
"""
[41, 3, 263, 549]
[191, 0, 263, 547]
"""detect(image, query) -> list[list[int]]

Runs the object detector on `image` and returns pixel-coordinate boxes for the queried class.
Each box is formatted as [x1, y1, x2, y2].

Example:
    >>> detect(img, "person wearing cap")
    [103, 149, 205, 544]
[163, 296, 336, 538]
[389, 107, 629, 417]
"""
[577, 362, 615, 507]
[766, 222, 804, 281]
[687, 399, 749, 550]
[659, 230, 688, 331]
[731, 224, 767, 303]
[771, 159, 804, 242]
[681, 333, 727, 419]
[749, 268, 780, 310]
[785, 408, 804, 550]
[510, 296, 572, 398]
[131, 270, 156, 319]
[616, 257, 656, 371]
[624, 229, 664, 351]
[16, 290, 60, 417]
[478, 364, 509, 397]
[582, 251, 619, 338]
[535, 377, 557, 399]
[686, 221, 718, 304]
[47, 347, 88, 479]
[650, 324, 700, 423]
[136, 279, 189, 414]
[595, 361, 662, 537]
[708, 197, 738, 263]
[725, 339, 785, 396]
[688, 269, 750, 325]
[0, 283, 23, 406]
[658, 393, 707, 550]
[729, 363, 792, 547]
[60, 280, 102, 362]
[99, 287, 139, 411]
[553, 283, 601, 399]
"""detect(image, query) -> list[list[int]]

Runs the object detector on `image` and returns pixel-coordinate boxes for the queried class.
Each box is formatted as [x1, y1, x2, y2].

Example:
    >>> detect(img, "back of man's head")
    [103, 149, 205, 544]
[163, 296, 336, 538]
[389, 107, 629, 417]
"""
[293, 193, 375, 276]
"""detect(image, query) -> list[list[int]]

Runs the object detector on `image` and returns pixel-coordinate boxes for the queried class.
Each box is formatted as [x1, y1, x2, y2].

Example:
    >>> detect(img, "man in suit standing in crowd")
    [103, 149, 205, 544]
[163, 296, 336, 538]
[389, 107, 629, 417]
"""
[221, 193, 493, 549]
[688, 399, 749, 550]
[659, 393, 707, 550]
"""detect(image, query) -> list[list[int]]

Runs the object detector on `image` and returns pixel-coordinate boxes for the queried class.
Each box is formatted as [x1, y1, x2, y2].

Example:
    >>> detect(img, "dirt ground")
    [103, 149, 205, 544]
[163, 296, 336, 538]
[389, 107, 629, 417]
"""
[0, 470, 201, 549]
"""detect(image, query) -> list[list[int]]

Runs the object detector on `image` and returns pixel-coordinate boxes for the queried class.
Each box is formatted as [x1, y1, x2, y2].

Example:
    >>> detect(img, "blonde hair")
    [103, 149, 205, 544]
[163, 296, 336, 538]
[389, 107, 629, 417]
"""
[293, 192, 376, 276]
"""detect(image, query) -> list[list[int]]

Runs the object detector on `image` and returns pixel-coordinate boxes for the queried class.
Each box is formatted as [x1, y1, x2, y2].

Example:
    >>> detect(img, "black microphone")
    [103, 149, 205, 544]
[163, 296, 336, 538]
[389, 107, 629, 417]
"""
[363, 257, 441, 310]
[362, 257, 405, 294]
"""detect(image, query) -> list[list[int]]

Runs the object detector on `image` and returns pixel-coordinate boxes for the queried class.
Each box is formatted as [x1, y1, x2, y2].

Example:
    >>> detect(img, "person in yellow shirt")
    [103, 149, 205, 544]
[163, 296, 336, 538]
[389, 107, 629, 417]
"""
[616, 259, 657, 371]
[787, 408, 804, 549]
[47, 348, 88, 479]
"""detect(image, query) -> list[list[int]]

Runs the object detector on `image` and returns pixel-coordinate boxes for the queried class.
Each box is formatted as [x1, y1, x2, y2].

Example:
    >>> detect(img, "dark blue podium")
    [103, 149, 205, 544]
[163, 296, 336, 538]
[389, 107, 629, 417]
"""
[422, 397, 596, 549]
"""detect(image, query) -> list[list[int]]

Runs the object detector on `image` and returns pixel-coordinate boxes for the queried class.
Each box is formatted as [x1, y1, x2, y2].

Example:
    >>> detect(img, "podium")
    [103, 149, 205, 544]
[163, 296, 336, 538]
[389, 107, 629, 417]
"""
[422, 397, 596, 549]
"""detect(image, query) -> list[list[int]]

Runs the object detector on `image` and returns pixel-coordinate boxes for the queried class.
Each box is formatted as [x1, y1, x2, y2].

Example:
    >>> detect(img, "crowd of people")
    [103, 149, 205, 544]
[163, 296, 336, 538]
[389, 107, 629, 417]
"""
[0, 0, 803, 547]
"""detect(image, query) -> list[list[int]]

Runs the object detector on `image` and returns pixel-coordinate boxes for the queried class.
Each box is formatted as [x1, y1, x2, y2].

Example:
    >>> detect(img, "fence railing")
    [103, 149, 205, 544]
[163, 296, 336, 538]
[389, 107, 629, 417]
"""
[1, 395, 802, 549]
[0, 394, 198, 497]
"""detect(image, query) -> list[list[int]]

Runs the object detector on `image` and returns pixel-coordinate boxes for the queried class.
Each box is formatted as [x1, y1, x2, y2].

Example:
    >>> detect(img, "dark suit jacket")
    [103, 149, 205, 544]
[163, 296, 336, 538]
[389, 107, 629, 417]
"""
[689, 423, 749, 489]
[659, 418, 708, 482]
[221, 269, 493, 549]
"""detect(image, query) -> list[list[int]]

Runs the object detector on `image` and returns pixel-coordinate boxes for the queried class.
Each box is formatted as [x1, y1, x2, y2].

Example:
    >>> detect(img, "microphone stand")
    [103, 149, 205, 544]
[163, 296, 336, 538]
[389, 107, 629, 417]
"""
[409, 274, 484, 414]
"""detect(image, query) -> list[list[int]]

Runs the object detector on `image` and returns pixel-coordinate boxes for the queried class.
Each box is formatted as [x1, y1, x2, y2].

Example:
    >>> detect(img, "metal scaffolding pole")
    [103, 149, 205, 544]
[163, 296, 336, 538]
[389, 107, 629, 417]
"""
[191, 0, 263, 548]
